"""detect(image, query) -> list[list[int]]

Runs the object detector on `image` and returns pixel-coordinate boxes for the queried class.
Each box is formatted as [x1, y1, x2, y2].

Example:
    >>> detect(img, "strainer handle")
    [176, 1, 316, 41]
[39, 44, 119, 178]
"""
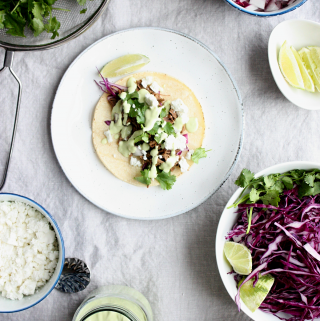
[0, 50, 22, 190]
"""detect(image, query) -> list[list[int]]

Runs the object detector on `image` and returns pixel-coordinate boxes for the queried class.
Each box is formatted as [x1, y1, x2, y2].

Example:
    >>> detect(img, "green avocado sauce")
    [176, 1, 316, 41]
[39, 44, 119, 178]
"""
[148, 147, 159, 179]
[138, 89, 149, 103]
[127, 77, 137, 94]
[144, 107, 161, 132]
[141, 143, 150, 151]
[173, 117, 184, 133]
[186, 117, 198, 133]
[159, 149, 178, 173]
[118, 130, 143, 157]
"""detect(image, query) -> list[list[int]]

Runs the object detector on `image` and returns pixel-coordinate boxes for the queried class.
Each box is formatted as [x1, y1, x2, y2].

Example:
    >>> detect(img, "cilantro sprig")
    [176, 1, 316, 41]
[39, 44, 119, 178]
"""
[229, 168, 320, 234]
[135, 169, 176, 190]
[191, 147, 211, 164]
[0, 0, 90, 39]
[156, 170, 176, 190]
[134, 169, 151, 186]
[231, 168, 320, 209]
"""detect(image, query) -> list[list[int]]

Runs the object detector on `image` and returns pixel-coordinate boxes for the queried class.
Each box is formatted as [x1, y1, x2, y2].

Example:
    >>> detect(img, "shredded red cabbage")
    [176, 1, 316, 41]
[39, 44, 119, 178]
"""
[183, 134, 188, 144]
[105, 120, 111, 126]
[227, 186, 320, 320]
[94, 68, 127, 101]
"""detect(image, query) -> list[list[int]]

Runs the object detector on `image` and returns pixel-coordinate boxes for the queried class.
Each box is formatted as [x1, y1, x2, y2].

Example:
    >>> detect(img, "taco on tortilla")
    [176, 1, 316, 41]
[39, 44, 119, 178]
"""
[92, 71, 206, 190]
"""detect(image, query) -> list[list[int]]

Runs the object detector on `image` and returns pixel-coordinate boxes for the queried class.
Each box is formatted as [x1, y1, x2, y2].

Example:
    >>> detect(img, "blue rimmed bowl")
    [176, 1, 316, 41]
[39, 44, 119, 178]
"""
[224, 0, 308, 17]
[0, 193, 65, 313]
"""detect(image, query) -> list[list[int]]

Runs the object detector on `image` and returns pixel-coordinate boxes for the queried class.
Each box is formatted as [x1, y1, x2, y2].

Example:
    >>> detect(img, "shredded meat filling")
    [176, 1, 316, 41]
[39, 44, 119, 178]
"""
[149, 140, 159, 149]
[164, 109, 177, 124]
[127, 116, 140, 133]
[136, 80, 165, 105]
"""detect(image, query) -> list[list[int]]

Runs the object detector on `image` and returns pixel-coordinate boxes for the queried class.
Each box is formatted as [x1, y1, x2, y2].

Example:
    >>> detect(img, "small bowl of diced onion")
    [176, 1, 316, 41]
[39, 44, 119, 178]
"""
[0, 193, 65, 313]
[224, 0, 308, 16]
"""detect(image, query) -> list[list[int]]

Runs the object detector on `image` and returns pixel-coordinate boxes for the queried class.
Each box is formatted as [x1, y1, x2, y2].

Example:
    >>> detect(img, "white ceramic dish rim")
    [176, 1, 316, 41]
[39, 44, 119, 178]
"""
[0, 193, 65, 313]
[216, 161, 320, 321]
[50, 27, 244, 220]
[268, 19, 320, 110]
[224, 0, 308, 17]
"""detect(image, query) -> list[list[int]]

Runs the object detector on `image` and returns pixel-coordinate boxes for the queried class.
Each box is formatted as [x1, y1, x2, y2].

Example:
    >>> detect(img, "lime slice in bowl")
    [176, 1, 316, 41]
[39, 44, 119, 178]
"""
[239, 274, 275, 313]
[278, 41, 304, 90]
[308, 47, 320, 91]
[299, 48, 320, 92]
[291, 46, 315, 92]
[100, 54, 150, 78]
[223, 242, 252, 275]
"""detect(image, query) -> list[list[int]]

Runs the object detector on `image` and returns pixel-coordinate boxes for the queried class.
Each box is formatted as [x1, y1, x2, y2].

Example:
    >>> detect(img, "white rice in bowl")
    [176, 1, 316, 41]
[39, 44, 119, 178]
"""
[0, 201, 59, 300]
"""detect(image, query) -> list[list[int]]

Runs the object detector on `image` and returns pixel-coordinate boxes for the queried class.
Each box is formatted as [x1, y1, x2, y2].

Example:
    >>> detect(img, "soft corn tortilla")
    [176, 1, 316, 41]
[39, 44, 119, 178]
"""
[92, 72, 205, 187]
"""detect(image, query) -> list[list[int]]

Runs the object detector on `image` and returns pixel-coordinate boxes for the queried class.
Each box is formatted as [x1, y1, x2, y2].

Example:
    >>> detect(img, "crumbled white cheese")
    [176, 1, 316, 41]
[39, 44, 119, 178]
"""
[179, 157, 189, 173]
[144, 93, 159, 108]
[164, 134, 187, 151]
[104, 130, 113, 143]
[130, 157, 142, 167]
[0, 201, 58, 300]
[113, 154, 116, 158]
[159, 155, 163, 159]
[171, 99, 189, 124]
[141, 150, 147, 161]
[186, 149, 194, 160]
[150, 81, 163, 93]
[141, 76, 153, 88]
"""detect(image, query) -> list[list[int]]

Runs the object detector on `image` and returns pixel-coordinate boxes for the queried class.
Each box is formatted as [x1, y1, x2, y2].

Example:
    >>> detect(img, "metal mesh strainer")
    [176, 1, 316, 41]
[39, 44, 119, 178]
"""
[0, 0, 110, 190]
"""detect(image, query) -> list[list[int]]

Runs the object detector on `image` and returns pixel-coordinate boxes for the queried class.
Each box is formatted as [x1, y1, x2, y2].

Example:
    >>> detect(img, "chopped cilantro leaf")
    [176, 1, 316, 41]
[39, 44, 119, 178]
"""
[154, 134, 163, 144]
[0, 11, 5, 29]
[260, 190, 280, 206]
[134, 132, 149, 143]
[191, 147, 211, 164]
[249, 188, 260, 203]
[230, 168, 320, 210]
[124, 92, 139, 101]
[0, 0, 89, 39]
[80, 8, 87, 14]
[135, 169, 151, 186]
[3, 12, 26, 37]
[77, 0, 88, 5]
[156, 171, 176, 190]
[148, 122, 161, 136]
[44, 16, 60, 39]
[128, 101, 148, 124]
[159, 108, 167, 119]
[163, 122, 175, 136]
[235, 169, 255, 188]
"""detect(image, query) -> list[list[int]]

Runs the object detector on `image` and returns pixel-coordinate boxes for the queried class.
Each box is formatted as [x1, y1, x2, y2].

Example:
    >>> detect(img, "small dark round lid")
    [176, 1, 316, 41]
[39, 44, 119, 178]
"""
[55, 258, 90, 293]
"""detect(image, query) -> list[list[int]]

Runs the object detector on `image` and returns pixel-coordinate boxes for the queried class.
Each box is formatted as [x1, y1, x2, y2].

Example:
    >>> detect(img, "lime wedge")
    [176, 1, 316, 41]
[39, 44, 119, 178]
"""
[100, 54, 150, 78]
[299, 48, 320, 92]
[291, 46, 315, 92]
[308, 47, 320, 91]
[239, 274, 275, 313]
[223, 242, 252, 275]
[278, 41, 304, 90]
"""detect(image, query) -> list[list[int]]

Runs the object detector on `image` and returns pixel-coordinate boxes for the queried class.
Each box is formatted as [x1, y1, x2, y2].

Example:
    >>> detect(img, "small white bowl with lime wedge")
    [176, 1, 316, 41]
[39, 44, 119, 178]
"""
[268, 19, 320, 110]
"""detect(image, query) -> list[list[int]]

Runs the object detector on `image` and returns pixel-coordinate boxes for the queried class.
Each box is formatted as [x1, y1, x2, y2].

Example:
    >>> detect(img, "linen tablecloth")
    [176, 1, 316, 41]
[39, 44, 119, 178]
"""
[0, 0, 319, 320]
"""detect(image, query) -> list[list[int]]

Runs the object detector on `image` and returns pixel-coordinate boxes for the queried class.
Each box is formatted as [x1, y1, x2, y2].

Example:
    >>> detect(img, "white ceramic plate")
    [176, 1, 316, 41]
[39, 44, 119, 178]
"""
[216, 161, 320, 321]
[51, 28, 243, 220]
[268, 19, 320, 110]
